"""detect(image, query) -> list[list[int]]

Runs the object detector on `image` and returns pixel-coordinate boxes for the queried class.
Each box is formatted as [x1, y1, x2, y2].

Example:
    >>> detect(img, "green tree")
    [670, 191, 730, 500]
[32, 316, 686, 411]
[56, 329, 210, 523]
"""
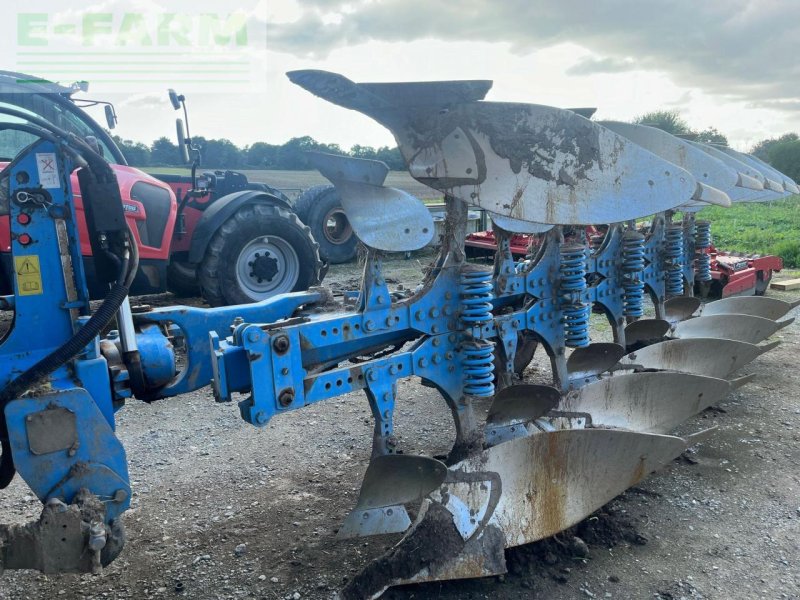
[201, 138, 243, 168]
[112, 135, 151, 166]
[695, 127, 728, 145]
[767, 139, 800, 182]
[276, 136, 319, 169]
[751, 133, 799, 162]
[375, 146, 405, 170]
[350, 144, 377, 159]
[150, 137, 180, 166]
[633, 110, 692, 136]
[246, 142, 279, 167]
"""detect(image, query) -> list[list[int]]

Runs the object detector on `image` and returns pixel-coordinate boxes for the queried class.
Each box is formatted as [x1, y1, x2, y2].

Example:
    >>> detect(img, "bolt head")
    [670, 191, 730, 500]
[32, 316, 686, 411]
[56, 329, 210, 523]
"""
[254, 411, 268, 424]
[247, 330, 261, 343]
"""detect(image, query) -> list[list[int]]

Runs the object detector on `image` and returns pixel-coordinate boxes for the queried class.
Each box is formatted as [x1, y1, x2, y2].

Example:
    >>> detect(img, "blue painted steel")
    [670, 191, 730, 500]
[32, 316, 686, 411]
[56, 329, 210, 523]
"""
[664, 224, 685, 297]
[127, 291, 321, 397]
[621, 230, 646, 318]
[588, 226, 626, 343]
[461, 341, 495, 396]
[695, 220, 712, 282]
[136, 324, 177, 389]
[0, 141, 91, 388]
[5, 389, 130, 521]
[560, 244, 590, 348]
[460, 269, 494, 326]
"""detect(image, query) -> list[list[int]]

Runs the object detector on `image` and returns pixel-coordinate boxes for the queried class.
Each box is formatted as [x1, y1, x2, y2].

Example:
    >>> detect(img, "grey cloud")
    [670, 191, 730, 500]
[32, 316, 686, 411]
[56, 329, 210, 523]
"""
[745, 100, 800, 112]
[267, 0, 800, 106]
[566, 56, 637, 76]
[665, 91, 694, 107]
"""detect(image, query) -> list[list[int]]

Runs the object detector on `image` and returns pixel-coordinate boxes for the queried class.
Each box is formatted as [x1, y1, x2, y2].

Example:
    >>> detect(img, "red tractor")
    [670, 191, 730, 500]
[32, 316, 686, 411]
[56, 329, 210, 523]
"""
[0, 72, 326, 306]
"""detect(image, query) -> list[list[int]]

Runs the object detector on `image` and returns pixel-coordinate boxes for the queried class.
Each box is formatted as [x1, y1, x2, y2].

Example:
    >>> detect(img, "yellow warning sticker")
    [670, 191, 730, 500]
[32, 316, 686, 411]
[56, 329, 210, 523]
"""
[14, 255, 43, 296]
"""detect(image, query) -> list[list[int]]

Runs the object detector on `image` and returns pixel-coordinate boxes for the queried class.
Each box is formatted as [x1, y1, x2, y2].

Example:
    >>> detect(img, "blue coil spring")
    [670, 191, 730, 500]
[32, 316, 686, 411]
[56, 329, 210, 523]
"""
[664, 224, 684, 296]
[462, 341, 495, 397]
[695, 220, 712, 249]
[622, 231, 646, 318]
[695, 220, 712, 282]
[560, 245, 590, 347]
[460, 268, 494, 325]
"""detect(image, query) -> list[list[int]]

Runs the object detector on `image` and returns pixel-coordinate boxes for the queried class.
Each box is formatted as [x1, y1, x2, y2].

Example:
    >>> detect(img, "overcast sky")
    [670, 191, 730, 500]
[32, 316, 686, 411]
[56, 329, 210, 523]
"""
[66, 0, 800, 152]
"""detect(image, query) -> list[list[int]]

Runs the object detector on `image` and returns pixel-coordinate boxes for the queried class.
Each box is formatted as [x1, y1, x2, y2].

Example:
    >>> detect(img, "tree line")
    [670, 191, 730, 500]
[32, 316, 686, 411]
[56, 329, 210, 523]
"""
[112, 110, 799, 182]
[111, 134, 406, 171]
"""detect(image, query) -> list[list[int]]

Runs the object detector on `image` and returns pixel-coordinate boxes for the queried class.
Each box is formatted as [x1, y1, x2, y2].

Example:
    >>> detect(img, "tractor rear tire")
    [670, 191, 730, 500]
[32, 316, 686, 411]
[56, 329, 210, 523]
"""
[199, 203, 323, 307]
[294, 185, 357, 264]
[167, 261, 201, 297]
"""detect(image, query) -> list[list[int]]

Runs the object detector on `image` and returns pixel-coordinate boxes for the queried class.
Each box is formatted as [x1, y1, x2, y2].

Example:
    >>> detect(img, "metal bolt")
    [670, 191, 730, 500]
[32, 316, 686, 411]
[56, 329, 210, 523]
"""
[415, 310, 423, 320]
[232, 317, 244, 327]
[432, 338, 440, 347]
[432, 354, 442, 364]
[385, 316, 394, 326]
[364, 320, 375, 332]
[247, 330, 261, 343]
[445, 351, 454, 361]
[281, 367, 289, 376]
[254, 411, 268, 424]
[418, 357, 428, 368]
[278, 388, 295, 407]
[429, 308, 439, 318]
[272, 334, 290, 354]
[366, 369, 377, 382]
[389, 365, 398, 375]
[113, 489, 128, 503]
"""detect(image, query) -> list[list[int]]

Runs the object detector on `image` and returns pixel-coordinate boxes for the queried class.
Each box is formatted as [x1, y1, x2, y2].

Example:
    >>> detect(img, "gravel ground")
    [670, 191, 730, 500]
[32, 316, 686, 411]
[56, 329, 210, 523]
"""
[1, 254, 799, 600]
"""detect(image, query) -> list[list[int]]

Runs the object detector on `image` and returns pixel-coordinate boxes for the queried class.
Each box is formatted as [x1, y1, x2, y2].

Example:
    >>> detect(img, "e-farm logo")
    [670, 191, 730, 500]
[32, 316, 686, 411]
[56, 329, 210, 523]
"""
[10, 6, 266, 93]
[18, 13, 248, 48]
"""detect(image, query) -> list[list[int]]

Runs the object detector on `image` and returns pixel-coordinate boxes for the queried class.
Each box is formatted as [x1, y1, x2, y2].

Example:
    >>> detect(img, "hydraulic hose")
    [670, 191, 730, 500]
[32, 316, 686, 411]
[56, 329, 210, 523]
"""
[0, 114, 139, 487]
[0, 247, 133, 488]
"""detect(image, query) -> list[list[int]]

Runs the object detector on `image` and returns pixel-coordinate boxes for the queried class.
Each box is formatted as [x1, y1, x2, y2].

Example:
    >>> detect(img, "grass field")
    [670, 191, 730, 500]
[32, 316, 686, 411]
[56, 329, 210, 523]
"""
[143, 167, 800, 266]
[699, 195, 800, 267]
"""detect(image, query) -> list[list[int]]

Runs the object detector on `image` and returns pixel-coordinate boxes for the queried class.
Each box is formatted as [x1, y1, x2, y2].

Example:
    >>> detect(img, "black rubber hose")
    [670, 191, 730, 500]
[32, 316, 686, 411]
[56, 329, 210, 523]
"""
[0, 112, 136, 488]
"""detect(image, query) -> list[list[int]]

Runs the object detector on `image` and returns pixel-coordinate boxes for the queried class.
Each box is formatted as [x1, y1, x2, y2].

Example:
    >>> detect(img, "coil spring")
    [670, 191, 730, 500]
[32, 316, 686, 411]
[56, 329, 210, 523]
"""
[560, 244, 590, 347]
[462, 341, 495, 397]
[622, 230, 646, 318]
[695, 220, 712, 282]
[664, 224, 684, 296]
[460, 268, 494, 325]
[589, 234, 605, 252]
[695, 220, 712, 249]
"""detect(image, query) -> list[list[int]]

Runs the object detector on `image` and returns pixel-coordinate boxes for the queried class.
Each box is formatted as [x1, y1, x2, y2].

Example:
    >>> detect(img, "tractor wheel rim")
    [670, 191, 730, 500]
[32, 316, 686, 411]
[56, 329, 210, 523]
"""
[236, 236, 300, 298]
[323, 208, 352, 245]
